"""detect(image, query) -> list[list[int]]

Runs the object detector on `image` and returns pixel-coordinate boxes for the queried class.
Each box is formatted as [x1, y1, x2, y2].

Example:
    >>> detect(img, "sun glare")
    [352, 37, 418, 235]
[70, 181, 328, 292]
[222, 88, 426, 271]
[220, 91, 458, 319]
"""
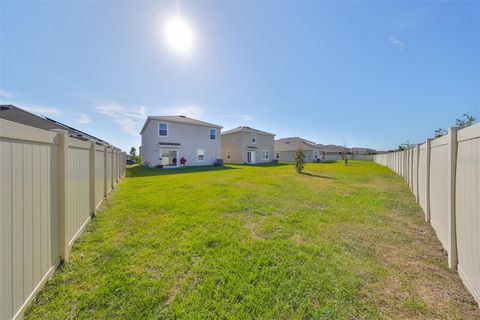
[165, 16, 194, 55]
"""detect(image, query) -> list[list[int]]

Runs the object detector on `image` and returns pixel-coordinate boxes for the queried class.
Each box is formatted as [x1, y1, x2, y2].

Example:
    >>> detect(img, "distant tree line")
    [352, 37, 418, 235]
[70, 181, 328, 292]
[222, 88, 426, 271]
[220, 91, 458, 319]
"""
[397, 112, 476, 151]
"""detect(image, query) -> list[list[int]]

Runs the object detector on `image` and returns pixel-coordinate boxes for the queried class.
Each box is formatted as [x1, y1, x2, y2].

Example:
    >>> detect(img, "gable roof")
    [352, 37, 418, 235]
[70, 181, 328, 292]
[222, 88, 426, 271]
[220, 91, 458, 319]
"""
[315, 144, 350, 153]
[0, 105, 113, 146]
[222, 126, 275, 136]
[274, 137, 320, 151]
[140, 115, 222, 134]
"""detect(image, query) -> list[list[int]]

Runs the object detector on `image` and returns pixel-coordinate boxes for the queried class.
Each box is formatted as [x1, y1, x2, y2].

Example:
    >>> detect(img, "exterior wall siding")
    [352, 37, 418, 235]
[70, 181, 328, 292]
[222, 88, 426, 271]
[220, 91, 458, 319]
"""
[222, 131, 274, 164]
[141, 120, 221, 167]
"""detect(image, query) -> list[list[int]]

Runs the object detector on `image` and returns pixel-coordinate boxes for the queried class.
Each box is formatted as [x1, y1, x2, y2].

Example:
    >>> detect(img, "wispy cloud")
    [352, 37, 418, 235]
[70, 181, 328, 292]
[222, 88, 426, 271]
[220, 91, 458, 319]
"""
[389, 36, 405, 51]
[0, 89, 15, 99]
[219, 114, 253, 122]
[77, 113, 91, 124]
[163, 104, 204, 118]
[0, 89, 61, 116]
[94, 102, 146, 135]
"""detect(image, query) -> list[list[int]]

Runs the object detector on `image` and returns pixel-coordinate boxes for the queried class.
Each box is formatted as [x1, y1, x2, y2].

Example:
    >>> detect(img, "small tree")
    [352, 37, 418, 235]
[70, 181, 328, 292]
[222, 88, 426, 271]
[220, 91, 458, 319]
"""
[434, 113, 476, 137]
[293, 149, 305, 173]
[129, 147, 137, 157]
[434, 128, 447, 138]
[455, 113, 476, 127]
[342, 147, 348, 165]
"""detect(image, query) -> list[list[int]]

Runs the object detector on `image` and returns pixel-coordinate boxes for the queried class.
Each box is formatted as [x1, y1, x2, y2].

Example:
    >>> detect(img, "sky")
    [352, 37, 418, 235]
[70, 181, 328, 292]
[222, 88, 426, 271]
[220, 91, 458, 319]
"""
[1, 1, 479, 152]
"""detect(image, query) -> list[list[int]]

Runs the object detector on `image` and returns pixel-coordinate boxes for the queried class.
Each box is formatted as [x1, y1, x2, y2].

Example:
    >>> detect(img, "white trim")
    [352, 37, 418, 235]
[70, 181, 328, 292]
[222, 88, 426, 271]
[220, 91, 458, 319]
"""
[262, 150, 269, 160]
[197, 149, 205, 162]
[158, 122, 168, 137]
[209, 128, 217, 141]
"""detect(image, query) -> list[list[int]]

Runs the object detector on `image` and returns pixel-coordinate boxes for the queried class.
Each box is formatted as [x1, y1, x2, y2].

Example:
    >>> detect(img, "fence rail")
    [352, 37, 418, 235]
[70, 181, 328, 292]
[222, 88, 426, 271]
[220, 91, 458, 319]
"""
[374, 123, 480, 307]
[0, 119, 127, 320]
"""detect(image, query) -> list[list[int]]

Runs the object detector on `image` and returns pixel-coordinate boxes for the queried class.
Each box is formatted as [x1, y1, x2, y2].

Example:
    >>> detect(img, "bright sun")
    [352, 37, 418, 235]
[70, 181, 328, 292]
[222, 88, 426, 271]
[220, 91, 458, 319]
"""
[165, 16, 194, 55]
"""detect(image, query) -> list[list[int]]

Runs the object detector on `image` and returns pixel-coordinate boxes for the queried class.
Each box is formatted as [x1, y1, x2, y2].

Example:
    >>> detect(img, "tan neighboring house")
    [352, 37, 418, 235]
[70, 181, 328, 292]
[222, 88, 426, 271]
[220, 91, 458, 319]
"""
[222, 126, 275, 164]
[274, 137, 322, 162]
[140, 115, 222, 167]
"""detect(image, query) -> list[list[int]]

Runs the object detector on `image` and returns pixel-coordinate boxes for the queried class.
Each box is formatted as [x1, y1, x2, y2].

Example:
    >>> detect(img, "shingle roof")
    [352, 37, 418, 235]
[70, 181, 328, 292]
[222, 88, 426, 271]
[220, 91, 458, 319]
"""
[315, 144, 350, 153]
[140, 115, 222, 134]
[0, 104, 112, 146]
[274, 137, 320, 151]
[222, 126, 275, 136]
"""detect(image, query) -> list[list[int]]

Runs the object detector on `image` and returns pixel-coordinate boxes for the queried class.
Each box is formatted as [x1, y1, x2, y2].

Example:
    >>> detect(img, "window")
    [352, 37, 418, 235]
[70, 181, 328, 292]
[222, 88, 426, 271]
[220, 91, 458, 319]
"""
[262, 150, 269, 160]
[226, 150, 231, 160]
[197, 149, 205, 161]
[275, 152, 280, 159]
[251, 133, 256, 143]
[209, 128, 216, 140]
[159, 122, 168, 136]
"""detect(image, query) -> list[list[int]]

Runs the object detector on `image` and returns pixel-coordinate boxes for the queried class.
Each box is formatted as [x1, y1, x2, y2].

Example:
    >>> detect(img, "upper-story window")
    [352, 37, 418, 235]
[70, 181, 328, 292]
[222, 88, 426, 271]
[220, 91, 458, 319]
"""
[159, 122, 168, 137]
[251, 133, 256, 144]
[209, 128, 217, 140]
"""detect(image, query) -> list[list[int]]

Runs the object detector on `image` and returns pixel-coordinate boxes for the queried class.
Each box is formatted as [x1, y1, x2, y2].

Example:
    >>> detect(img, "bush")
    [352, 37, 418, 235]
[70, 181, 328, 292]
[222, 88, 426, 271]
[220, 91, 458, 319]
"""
[293, 149, 305, 173]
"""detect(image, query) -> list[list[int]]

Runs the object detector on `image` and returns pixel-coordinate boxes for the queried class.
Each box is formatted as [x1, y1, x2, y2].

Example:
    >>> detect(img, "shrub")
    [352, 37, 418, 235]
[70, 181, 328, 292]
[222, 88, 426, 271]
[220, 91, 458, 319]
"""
[293, 149, 305, 173]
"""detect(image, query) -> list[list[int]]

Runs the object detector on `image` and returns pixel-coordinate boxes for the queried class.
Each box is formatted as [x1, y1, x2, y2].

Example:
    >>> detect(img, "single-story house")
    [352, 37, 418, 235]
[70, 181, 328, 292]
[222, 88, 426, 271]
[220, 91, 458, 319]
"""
[221, 126, 275, 164]
[274, 137, 322, 162]
[316, 144, 349, 161]
[140, 115, 222, 167]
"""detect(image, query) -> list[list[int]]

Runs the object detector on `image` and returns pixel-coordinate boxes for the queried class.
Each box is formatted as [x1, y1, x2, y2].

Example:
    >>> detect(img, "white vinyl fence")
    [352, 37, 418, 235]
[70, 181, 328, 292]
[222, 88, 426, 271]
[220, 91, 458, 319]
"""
[0, 119, 127, 320]
[374, 123, 480, 307]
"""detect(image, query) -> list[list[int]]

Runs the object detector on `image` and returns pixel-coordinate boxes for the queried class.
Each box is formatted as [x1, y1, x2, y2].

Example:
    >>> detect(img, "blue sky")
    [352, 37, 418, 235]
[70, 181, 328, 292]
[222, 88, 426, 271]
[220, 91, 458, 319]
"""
[1, 1, 478, 152]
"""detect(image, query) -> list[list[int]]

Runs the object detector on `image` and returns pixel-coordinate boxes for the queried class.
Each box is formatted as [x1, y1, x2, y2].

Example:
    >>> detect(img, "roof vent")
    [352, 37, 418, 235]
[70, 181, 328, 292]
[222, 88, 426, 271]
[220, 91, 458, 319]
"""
[179, 115, 186, 118]
[1, 106, 11, 111]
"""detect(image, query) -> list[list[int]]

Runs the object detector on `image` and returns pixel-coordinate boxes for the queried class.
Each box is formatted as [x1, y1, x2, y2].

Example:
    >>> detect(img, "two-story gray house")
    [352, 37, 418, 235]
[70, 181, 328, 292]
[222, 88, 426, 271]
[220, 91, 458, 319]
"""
[221, 126, 275, 164]
[140, 116, 222, 167]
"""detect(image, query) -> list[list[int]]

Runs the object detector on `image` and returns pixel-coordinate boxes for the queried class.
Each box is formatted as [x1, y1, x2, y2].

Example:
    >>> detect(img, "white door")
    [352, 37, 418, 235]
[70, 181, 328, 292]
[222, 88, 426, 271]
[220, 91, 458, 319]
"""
[246, 151, 256, 164]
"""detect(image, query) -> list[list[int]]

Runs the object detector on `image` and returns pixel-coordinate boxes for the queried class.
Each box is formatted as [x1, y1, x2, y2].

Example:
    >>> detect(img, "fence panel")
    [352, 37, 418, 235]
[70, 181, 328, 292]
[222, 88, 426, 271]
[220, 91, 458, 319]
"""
[106, 149, 112, 192]
[418, 144, 427, 213]
[455, 124, 480, 305]
[95, 146, 105, 207]
[0, 119, 127, 320]
[373, 122, 480, 306]
[429, 136, 450, 251]
[0, 120, 60, 320]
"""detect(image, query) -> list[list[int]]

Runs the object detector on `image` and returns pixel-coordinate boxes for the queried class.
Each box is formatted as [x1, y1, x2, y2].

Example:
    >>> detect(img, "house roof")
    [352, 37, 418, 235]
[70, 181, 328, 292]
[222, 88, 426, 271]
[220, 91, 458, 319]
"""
[274, 137, 320, 151]
[222, 126, 275, 136]
[315, 144, 350, 153]
[140, 115, 222, 134]
[0, 104, 113, 146]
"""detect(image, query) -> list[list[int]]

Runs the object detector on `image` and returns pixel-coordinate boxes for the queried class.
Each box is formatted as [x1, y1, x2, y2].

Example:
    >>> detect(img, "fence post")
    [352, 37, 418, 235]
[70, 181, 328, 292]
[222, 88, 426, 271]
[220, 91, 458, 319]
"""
[415, 144, 420, 203]
[447, 127, 459, 269]
[89, 141, 96, 216]
[425, 138, 432, 222]
[50, 129, 68, 262]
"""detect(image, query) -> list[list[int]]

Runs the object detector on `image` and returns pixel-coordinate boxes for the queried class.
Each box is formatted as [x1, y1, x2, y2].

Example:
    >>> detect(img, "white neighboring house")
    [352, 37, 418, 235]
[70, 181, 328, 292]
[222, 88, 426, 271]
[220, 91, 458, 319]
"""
[140, 115, 222, 167]
[221, 126, 275, 164]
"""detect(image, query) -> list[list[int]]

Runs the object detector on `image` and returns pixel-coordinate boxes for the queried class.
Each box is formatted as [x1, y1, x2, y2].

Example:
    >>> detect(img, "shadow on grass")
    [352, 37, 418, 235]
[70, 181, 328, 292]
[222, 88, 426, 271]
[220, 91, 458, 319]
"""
[127, 165, 238, 178]
[301, 172, 336, 180]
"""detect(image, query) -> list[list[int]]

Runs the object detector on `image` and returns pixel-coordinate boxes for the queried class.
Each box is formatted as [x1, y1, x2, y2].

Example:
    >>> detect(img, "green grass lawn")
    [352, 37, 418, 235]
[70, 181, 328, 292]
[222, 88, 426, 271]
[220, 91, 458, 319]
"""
[25, 161, 479, 319]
